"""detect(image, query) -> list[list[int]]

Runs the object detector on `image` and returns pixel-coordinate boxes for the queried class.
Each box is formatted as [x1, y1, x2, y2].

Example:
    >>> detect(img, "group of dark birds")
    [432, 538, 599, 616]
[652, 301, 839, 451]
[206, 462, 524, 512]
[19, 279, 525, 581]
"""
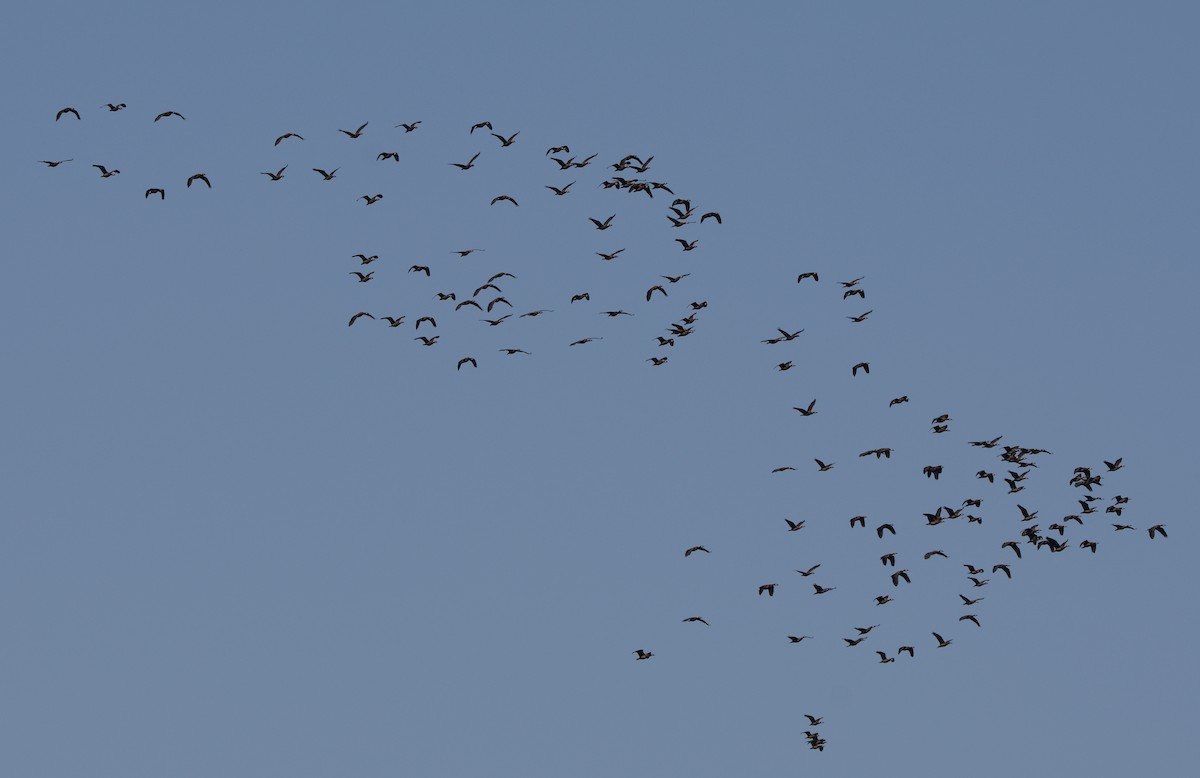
[46, 104, 1164, 756]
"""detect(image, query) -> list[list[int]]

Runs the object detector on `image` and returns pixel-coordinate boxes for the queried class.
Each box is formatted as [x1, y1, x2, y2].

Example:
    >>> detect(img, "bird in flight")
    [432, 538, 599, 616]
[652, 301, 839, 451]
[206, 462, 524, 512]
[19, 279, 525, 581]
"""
[396, 121, 421, 132]
[788, 636, 813, 644]
[684, 546, 709, 557]
[378, 152, 400, 162]
[848, 311, 873, 323]
[56, 107, 81, 121]
[589, 215, 615, 230]
[456, 357, 478, 370]
[339, 122, 368, 138]
[795, 564, 820, 576]
[785, 519, 805, 531]
[796, 272, 819, 284]
[470, 121, 493, 134]
[349, 272, 374, 283]
[274, 132, 303, 145]
[105, 103, 127, 112]
[39, 159, 73, 167]
[450, 152, 480, 170]
[596, 249, 625, 261]
[569, 337, 602, 346]
[546, 182, 576, 196]
[261, 165, 287, 180]
[499, 348, 531, 355]
[313, 168, 339, 180]
[633, 649, 654, 660]
[453, 249, 483, 257]
[793, 400, 817, 416]
[359, 193, 384, 205]
[814, 459, 835, 472]
[348, 312, 375, 327]
[414, 336, 439, 346]
[852, 362, 870, 376]
[675, 239, 699, 251]
[758, 583, 778, 596]
[490, 195, 518, 206]
[154, 111, 185, 121]
[682, 617, 709, 626]
[932, 632, 953, 648]
[144, 188, 165, 200]
[187, 173, 211, 188]
[492, 131, 519, 146]
[93, 164, 120, 178]
[700, 211, 722, 224]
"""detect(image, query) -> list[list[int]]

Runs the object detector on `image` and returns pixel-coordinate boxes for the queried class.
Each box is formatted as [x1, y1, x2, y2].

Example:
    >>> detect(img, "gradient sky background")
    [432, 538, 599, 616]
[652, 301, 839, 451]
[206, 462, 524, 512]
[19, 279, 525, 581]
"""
[2, 2, 1197, 776]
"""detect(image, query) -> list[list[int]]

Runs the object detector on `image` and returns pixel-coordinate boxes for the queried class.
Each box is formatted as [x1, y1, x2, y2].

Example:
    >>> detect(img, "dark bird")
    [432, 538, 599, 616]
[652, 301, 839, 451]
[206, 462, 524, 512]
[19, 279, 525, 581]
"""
[675, 239, 699, 251]
[774, 466, 797, 474]
[481, 316, 511, 326]
[570, 293, 591, 303]
[144, 188, 165, 199]
[490, 195, 518, 206]
[970, 436, 1003, 448]
[1148, 524, 1167, 539]
[844, 637, 866, 646]
[1018, 505, 1038, 522]
[647, 357, 669, 366]
[546, 145, 570, 155]
[378, 152, 400, 162]
[657, 337, 675, 347]
[1002, 541, 1023, 558]
[396, 122, 422, 132]
[898, 646, 915, 657]
[491, 131, 519, 146]
[487, 297, 512, 312]
[856, 625, 881, 635]
[844, 289, 866, 299]
[797, 272, 819, 284]
[601, 310, 632, 317]
[1105, 458, 1124, 471]
[889, 396, 909, 407]
[933, 632, 953, 648]
[852, 362, 870, 376]
[313, 168, 339, 180]
[964, 564, 984, 575]
[924, 550, 948, 560]
[960, 614, 981, 627]
[960, 594, 984, 605]
[409, 265, 431, 276]
[890, 569, 911, 587]
[968, 577, 989, 588]
[589, 215, 616, 230]
[56, 107, 81, 121]
[813, 584, 836, 594]
[596, 249, 625, 261]
[436, 292, 456, 301]
[880, 552, 896, 566]
[339, 122, 368, 138]
[785, 519, 805, 531]
[876, 651, 895, 664]
[415, 316, 437, 329]
[546, 182, 576, 196]
[848, 311, 873, 323]
[348, 311, 375, 327]
[875, 595, 893, 605]
[274, 132, 303, 145]
[633, 649, 653, 660]
[414, 336, 439, 346]
[186, 173, 211, 188]
[993, 564, 1012, 579]
[646, 285, 668, 301]
[453, 249, 484, 257]
[353, 254, 379, 265]
[795, 564, 821, 576]
[977, 470, 995, 483]
[499, 348, 531, 355]
[350, 272, 374, 283]
[758, 583, 777, 597]
[456, 300, 482, 311]
[850, 516, 866, 528]
[794, 400, 817, 416]
[105, 103, 126, 112]
[876, 523, 896, 538]
[520, 310, 552, 318]
[1080, 540, 1098, 553]
[457, 357, 477, 370]
[450, 152, 481, 170]
[814, 459, 835, 472]
[777, 361, 794, 372]
[153, 111, 185, 121]
[470, 121, 493, 134]
[473, 283, 501, 297]
[788, 636, 813, 644]
[569, 337, 602, 346]
[39, 159, 73, 167]
[93, 164, 120, 178]
[381, 316, 405, 328]
[684, 546, 709, 557]
[682, 617, 709, 626]
[261, 165, 287, 180]
[841, 276, 866, 287]
[700, 211, 722, 224]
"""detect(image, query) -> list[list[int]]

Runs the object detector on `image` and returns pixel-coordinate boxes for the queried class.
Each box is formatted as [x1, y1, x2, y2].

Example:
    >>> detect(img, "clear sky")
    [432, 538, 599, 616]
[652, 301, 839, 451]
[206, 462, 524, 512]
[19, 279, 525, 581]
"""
[2, 2, 1197, 776]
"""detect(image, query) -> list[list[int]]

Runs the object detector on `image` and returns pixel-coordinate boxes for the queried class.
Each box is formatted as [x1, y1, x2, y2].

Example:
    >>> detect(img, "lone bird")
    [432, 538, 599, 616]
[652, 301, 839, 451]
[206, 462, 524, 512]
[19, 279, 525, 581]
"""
[682, 617, 709, 626]
[684, 546, 709, 557]
[633, 649, 654, 660]
[852, 362, 870, 376]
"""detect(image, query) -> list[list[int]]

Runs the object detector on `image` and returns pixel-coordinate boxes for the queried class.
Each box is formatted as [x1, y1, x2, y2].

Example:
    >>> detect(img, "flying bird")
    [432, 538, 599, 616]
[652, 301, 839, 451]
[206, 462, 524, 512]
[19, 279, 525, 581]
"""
[105, 103, 126, 112]
[758, 583, 777, 597]
[348, 312, 375, 327]
[633, 649, 653, 660]
[261, 165, 287, 180]
[546, 182, 576, 195]
[92, 165, 120, 178]
[313, 168, 339, 180]
[349, 272, 373, 283]
[39, 159, 73, 167]
[492, 131, 519, 146]
[450, 152, 481, 170]
[339, 122, 368, 138]
[274, 132, 303, 145]
[852, 362, 870, 376]
[456, 357, 477, 370]
[186, 173, 211, 188]
[470, 121, 493, 134]
[684, 546, 709, 557]
[153, 111, 185, 121]
[56, 107, 81, 121]
[144, 188, 165, 199]
[490, 195, 518, 206]
[396, 122, 421, 132]
[589, 215, 616, 230]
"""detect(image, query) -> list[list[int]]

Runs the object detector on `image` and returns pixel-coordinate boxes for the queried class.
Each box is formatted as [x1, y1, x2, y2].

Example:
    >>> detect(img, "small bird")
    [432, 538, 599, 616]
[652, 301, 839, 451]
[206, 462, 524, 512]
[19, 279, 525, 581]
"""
[700, 211, 722, 224]
[377, 152, 400, 162]
[450, 153, 480, 170]
[844, 289, 866, 300]
[1104, 458, 1124, 471]
[105, 103, 127, 112]
[470, 121, 493, 134]
[414, 336, 439, 346]
[453, 249, 484, 257]
[662, 274, 691, 283]
[876, 651, 895, 664]
[396, 121, 421, 132]
[647, 357, 669, 366]
[144, 188, 165, 199]
[1080, 540, 1098, 553]
[758, 583, 778, 597]
[633, 649, 654, 660]
[924, 550, 948, 560]
[797, 272, 819, 284]
[852, 362, 870, 376]
[875, 595, 893, 605]
[992, 564, 1012, 579]
[596, 249, 625, 261]
[682, 616, 710, 626]
[546, 182, 576, 196]
[968, 577, 989, 587]
[785, 519, 805, 531]
[569, 337, 602, 346]
[353, 254, 379, 265]
[876, 523, 896, 538]
[570, 293, 591, 303]
[274, 132, 304, 145]
[646, 285, 668, 301]
[381, 316, 405, 328]
[589, 215, 616, 230]
[848, 311, 873, 323]
[1148, 524, 1167, 539]
[1002, 541, 1023, 558]
[492, 131, 519, 147]
[794, 400, 817, 416]
[684, 546, 709, 557]
[890, 569, 911, 587]
[675, 239, 699, 251]
[348, 312, 375, 326]
[601, 310, 632, 317]
[960, 594, 984, 605]
[546, 145, 570, 155]
[481, 316, 511, 327]
[261, 165, 287, 180]
[415, 316, 437, 329]
[795, 564, 821, 577]
[56, 107, 81, 121]
[880, 553, 896, 566]
[788, 636, 812, 644]
[777, 361, 794, 371]
[409, 265, 431, 276]
[339, 122, 368, 138]
[313, 168, 339, 180]
[456, 357, 478, 371]
[520, 310, 552, 318]
[499, 348, 531, 355]
[841, 276, 866, 287]
[814, 459, 835, 472]
[813, 584, 836, 594]
[490, 195, 518, 206]
[844, 637, 866, 646]
[960, 614, 981, 627]
[360, 193, 384, 205]
[436, 292, 456, 301]
[39, 159, 73, 167]
[889, 396, 909, 407]
[350, 272, 374, 283]
[932, 632, 953, 648]
[93, 164, 120, 178]
[186, 173, 211, 188]
[153, 111, 185, 121]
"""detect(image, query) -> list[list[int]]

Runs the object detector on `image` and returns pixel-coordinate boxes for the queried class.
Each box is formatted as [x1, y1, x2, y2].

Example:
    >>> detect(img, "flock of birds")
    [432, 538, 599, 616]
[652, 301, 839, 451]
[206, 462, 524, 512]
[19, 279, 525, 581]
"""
[43, 104, 1167, 756]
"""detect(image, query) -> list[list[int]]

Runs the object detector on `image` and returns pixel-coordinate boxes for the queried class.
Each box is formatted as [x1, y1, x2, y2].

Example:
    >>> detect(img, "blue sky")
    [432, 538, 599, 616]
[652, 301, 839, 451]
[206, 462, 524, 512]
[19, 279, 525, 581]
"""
[2, 2, 1197, 776]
